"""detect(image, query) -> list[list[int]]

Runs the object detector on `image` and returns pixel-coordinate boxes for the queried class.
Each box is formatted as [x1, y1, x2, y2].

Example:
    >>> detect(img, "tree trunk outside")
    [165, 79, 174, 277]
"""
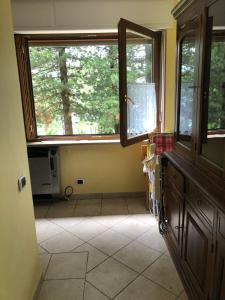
[108, 46, 120, 134]
[58, 47, 73, 135]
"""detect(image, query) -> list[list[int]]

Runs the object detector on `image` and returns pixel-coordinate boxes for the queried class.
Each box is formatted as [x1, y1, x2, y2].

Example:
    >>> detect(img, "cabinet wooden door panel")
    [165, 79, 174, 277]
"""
[165, 181, 183, 254]
[213, 241, 225, 300]
[182, 202, 212, 299]
[211, 212, 225, 300]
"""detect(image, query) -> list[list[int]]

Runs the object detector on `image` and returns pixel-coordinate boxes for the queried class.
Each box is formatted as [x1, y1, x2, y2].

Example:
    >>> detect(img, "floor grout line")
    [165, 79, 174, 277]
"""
[85, 280, 111, 299]
[141, 273, 179, 297]
[82, 250, 89, 300]
[34, 197, 183, 299]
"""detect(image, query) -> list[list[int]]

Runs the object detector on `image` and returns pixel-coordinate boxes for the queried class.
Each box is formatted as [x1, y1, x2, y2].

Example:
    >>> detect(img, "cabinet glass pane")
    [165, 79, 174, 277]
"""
[178, 36, 197, 148]
[201, 0, 225, 168]
[126, 31, 156, 139]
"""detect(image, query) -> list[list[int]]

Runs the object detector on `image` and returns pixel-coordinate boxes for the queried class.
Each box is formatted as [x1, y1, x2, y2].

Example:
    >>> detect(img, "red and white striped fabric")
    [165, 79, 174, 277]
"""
[152, 134, 174, 155]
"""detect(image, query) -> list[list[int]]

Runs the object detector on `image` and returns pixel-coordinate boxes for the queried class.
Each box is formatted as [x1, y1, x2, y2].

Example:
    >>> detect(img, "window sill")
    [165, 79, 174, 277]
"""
[27, 139, 121, 146]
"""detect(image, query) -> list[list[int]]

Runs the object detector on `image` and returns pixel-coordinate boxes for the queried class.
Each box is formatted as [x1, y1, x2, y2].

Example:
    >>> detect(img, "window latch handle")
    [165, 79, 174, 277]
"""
[124, 95, 135, 105]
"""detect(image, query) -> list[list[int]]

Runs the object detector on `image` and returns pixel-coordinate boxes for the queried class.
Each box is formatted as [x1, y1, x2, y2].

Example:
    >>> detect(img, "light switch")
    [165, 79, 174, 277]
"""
[18, 176, 26, 192]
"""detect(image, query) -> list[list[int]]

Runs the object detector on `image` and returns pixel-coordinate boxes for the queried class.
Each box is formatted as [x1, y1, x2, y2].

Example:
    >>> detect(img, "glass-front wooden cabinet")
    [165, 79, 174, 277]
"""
[200, 0, 225, 177]
[173, 0, 225, 180]
[176, 26, 200, 156]
[161, 1, 225, 300]
[178, 34, 197, 150]
[174, 0, 202, 160]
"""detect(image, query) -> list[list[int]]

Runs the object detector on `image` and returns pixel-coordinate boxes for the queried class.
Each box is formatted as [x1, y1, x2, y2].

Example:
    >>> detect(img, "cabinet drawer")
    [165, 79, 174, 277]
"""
[166, 162, 184, 194]
[186, 182, 215, 229]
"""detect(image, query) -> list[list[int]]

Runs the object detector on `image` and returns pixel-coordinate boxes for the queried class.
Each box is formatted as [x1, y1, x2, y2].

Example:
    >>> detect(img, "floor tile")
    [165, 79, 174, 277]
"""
[74, 203, 101, 217]
[38, 245, 47, 254]
[91, 215, 128, 228]
[34, 204, 50, 219]
[114, 275, 176, 300]
[38, 279, 84, 300]
[89, 229, 131, 255]
[127, 198, 147, 214]
[102, 206, 129, 216]
[35, 198, 184, 300]
[46, 202, 74, 218]
[74, 243, 108, 272]
[86, 258, 137, 298]
[35, 220, 64, 243]
[127, 197, 145, 204]
[49, 217, 85, 229]
[84, 282, 109, 300]
[111, 218, 149, 239]
[143, 254, 183, 295]
[102, 198, 127, 205]
[40, 254, 51, 276]
[137, 231, 167, 252]
[77, 199, 101, 206]
[40, 231, 84, 253]
[102, 199, 128, 215]
[45, 252, 87, 279]
[177, 291, 189, 300]
[67, 219, 107, 242]
[130, 213, 158, 226]
[113, 241, 162, 273]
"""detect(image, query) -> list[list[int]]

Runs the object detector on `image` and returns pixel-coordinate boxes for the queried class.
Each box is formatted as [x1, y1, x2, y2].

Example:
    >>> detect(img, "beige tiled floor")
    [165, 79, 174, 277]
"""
[34, 197, 188, 300]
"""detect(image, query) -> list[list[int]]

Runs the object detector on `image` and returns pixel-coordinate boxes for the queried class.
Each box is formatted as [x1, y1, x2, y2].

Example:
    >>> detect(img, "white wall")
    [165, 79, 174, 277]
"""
[11, 0, 174, 32]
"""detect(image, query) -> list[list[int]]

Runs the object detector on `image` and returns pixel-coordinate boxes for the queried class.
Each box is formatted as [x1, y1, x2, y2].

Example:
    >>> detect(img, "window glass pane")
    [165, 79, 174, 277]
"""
[29, 43, 119, 136]
[125, 31, 156, 139]
[201, 0, 225, 168]
[178, 36, 197, 148]
[207, 36, 225, 130]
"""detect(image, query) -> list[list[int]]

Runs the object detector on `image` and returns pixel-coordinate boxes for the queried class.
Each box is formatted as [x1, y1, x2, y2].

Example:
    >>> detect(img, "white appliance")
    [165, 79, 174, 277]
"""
[28, 147, 60, 198]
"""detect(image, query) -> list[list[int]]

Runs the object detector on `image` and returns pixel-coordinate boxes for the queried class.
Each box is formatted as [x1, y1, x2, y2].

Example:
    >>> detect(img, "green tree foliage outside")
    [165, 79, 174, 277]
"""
[208, 39, 225, 130]
[29, 42, 152, 136]
[179, 37, 196, 136]
[179, 35, 225, 133]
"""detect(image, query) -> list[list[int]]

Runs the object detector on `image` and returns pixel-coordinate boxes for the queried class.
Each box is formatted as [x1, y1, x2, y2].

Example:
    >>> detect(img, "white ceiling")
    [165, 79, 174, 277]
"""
[11, 0, 174, 32]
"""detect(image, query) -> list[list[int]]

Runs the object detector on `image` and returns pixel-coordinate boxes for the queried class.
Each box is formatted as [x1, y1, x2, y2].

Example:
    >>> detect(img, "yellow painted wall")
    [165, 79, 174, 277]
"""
[60, 143, 145, 194]
[9, 0, 177, 198]
[59, 8, 178, 196]
[0, 1, 41, 299]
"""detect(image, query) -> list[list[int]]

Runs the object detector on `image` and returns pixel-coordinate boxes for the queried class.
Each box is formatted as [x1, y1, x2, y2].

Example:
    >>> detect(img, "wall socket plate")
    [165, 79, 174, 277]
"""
[18, 176, 26, 192]
[76, 179, 84, 185]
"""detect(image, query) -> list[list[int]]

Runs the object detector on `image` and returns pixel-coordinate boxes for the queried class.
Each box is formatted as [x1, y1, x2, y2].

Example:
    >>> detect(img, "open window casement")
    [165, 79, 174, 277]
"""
[15, 19, 161, 143]
[118, 18, 162, 147]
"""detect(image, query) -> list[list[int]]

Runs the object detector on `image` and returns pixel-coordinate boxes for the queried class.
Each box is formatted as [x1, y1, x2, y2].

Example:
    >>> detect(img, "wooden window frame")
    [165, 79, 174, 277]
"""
[15, 33, 121, 142]
[201, 29, 225, 141]
[118, 18, 162, 147]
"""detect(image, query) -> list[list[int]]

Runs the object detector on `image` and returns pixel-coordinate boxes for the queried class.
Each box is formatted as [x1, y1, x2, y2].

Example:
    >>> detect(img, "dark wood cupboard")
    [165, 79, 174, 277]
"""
[161, 0, 225, 299]
[117, 1, 225, 299]
[212, 212, 225, 300]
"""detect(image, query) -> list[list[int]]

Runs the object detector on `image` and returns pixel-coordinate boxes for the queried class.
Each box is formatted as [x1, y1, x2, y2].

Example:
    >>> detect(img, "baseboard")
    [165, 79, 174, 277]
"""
[71, 191, 145, 200]
[33, 272, 44, 300]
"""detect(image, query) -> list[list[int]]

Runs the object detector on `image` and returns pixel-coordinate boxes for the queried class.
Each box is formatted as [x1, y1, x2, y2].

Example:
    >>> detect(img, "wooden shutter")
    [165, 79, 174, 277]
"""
[15, 35, 36, 141]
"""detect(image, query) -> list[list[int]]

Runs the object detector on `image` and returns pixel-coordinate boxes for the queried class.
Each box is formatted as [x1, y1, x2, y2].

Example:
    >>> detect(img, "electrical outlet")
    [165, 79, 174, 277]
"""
[76, 179, 84, 185]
